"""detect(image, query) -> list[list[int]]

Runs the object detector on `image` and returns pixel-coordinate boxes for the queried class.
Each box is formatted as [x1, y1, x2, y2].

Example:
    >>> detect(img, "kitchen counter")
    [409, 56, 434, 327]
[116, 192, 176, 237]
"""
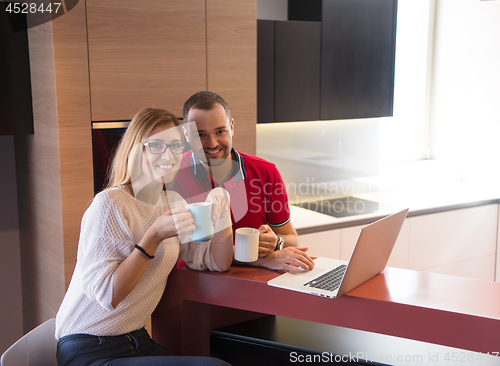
[291, 182, 500, 235]
[152, 264, 500, 360]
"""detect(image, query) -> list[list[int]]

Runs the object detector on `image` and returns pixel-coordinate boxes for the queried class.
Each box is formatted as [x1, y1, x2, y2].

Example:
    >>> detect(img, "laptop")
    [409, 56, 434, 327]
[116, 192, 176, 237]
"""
[268, 208, 409, 298]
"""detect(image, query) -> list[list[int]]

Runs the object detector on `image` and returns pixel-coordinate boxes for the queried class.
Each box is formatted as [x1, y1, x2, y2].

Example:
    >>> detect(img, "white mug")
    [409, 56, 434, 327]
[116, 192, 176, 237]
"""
[234, 227, 259, 262]
[186, 202, 214, 242]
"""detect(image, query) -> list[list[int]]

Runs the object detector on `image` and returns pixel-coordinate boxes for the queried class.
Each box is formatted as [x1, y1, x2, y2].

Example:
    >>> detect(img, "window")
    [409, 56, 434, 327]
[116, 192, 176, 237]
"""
[379, 0, 433, 163]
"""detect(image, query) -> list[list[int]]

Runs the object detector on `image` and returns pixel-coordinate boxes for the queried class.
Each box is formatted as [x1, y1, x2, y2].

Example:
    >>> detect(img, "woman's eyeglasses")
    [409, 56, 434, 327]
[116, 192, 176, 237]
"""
[144, 141, 186, 155]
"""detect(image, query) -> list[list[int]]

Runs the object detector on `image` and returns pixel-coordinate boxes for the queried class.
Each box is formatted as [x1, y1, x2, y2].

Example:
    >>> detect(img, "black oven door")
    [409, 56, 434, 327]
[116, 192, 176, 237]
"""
[92, 122, 129, 194]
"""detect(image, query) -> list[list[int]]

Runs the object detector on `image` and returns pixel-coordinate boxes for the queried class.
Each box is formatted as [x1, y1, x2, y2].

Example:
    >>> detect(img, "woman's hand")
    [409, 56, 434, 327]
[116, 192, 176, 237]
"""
[205, 188, 233, 271]
[206, 187, 230, 227]
[111, 207, 194, 309]
[148, 207, 195, 244]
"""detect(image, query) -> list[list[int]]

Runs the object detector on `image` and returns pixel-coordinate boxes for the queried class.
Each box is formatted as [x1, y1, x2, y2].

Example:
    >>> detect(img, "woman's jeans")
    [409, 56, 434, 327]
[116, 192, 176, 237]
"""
[57, 328, 230, 366]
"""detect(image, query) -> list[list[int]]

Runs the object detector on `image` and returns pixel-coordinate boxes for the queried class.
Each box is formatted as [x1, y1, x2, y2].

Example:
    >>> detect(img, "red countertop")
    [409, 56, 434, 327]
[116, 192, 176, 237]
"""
[152, 264, 500, 356]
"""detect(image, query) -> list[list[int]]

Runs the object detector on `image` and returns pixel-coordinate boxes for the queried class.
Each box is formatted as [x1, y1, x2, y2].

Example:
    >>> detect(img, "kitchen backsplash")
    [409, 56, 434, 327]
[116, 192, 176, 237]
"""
[256, 118, 382, 202]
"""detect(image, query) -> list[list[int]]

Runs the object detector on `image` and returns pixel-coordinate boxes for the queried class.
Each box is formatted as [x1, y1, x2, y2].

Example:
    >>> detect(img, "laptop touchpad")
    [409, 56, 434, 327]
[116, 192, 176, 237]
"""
[291, 267, 326, 278]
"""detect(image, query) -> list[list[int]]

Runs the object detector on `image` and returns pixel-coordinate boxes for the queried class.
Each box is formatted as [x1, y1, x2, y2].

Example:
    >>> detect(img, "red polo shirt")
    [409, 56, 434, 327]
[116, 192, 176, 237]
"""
[172, 149, 291, 232]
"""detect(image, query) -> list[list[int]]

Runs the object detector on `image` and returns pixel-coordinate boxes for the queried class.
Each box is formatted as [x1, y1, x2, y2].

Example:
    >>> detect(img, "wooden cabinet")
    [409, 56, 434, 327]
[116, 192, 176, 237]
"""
[206, 0, 257, 155]
[86, 0, 207, 121]
[86, 0, 256, 154]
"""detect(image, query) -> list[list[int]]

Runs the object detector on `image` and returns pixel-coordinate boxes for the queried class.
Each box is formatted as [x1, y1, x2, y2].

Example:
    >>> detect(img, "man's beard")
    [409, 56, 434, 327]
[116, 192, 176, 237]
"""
[200, 146, 231, 166]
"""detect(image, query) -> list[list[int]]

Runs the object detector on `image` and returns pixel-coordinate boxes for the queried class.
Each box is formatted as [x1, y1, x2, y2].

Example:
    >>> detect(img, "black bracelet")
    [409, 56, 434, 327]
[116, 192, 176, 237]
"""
[134, 244, 154, 259]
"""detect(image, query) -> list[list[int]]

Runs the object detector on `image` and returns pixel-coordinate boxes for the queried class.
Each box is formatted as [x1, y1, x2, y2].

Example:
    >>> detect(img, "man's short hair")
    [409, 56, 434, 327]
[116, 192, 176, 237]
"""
[183, 91, 231, 123]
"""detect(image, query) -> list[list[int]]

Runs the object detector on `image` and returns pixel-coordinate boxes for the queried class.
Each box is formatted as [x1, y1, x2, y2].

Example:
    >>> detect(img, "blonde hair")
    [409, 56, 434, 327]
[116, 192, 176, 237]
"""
[106, 108, 181, 189]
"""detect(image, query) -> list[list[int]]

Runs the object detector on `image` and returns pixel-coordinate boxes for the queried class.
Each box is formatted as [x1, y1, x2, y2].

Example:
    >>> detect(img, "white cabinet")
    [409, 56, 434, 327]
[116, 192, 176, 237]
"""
[497, 205, 500, 282]
[297, 220, 410, 269]
[339, 225, 363, 261]
[297, 204, 499, 281]
[297, 230, 340, 259]
[409, 204, 498, 281]
[339, 222, 410, 269]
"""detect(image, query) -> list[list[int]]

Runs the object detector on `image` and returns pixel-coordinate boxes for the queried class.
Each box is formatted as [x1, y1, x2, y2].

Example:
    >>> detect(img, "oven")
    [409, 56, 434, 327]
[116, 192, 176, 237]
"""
[92, 121, 130, 194]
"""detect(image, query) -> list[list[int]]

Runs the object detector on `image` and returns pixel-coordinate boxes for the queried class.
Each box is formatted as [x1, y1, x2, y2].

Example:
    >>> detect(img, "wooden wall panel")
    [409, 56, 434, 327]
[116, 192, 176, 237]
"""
[51, 0, 94, 288]
[86, 0, 207, 121]
[17, 0, 93, 332]
[207, 0, 257, 155]
[0, 137, 24, 352]
[18, 20, 65, 332]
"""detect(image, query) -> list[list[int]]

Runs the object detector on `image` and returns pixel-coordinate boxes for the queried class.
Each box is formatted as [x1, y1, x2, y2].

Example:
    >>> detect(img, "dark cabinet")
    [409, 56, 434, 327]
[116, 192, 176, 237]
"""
[275, 20, 321, 122]
[257, 20, 274, 123]
[321, 0, 398, 120]
[257, 0, 398, 123]
[0, 9, 34, 135]
[258, 20, 321, 123]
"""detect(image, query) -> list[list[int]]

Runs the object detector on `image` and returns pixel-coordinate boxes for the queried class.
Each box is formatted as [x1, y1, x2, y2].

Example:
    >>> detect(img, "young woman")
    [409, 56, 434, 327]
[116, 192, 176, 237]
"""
[55, 108, 232, 366]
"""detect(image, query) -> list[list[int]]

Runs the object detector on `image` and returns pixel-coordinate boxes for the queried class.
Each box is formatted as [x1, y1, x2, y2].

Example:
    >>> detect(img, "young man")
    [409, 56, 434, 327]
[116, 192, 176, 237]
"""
[173, 91, 314, 272]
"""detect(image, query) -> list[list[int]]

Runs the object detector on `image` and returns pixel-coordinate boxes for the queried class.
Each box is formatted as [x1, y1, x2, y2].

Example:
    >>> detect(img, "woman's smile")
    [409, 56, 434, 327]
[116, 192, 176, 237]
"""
[143, 123, 184, 183]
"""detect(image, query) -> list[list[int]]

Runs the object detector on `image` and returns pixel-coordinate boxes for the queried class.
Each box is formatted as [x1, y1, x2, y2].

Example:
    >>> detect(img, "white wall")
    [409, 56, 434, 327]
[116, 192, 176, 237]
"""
[0, 136, 24, 354]
[430, 0, 500, 183]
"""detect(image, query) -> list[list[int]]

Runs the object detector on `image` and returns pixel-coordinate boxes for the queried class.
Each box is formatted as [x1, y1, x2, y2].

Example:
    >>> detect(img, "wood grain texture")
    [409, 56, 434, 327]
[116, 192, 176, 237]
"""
[206, 0, 257, 155]
[19, 20, 65, 332]
[17, 0, 94, 331]
[86, 0, 207, 121]
[51, 0, 94, 288]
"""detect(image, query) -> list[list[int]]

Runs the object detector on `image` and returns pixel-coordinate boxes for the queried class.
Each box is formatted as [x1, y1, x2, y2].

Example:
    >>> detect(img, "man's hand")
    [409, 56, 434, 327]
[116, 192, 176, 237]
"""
[254, 247, 315, 272]
[258, 224, 278, 257]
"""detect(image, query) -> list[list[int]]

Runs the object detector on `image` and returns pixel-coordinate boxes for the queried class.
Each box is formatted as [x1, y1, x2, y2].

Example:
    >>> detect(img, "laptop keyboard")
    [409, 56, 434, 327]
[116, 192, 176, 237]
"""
[303, 264, 347, 292]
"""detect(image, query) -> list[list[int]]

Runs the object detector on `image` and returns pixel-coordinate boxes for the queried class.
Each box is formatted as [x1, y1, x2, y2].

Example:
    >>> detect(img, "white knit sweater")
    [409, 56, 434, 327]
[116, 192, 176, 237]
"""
[55, 187, 219, 339]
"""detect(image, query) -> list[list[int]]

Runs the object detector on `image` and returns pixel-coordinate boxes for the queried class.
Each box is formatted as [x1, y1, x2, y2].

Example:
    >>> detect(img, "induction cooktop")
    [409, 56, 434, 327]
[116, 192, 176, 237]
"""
[293, 196, 383, 218]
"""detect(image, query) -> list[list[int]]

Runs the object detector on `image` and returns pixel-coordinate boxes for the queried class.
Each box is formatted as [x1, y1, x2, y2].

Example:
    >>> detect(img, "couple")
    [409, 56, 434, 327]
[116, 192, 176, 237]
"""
[55, 92, 314, 365]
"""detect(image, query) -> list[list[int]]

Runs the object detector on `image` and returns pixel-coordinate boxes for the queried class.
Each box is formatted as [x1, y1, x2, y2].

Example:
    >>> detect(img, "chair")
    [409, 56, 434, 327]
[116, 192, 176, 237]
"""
[1, 318, 57, 366]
